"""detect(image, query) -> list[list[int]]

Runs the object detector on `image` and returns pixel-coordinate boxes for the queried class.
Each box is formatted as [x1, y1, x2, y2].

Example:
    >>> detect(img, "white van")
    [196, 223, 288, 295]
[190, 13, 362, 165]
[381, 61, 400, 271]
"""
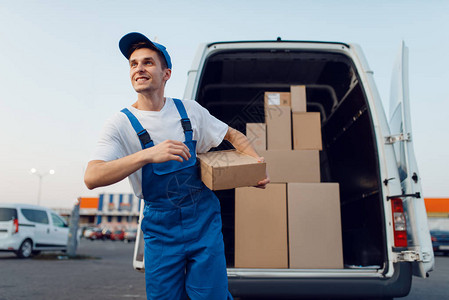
[0, 203, 69, 258]
[134, 40, 434, 299]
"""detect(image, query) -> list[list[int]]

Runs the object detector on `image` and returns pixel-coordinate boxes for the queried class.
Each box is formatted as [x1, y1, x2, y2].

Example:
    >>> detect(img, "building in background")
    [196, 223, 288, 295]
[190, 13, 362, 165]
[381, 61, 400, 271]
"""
[76, 193, 141, 228]
[425, 198, 449, 230]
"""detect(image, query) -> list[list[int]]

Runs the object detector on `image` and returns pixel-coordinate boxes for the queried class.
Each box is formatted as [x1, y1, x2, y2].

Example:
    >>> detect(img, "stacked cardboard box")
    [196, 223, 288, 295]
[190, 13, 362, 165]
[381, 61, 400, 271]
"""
[236, 85, 343, 269]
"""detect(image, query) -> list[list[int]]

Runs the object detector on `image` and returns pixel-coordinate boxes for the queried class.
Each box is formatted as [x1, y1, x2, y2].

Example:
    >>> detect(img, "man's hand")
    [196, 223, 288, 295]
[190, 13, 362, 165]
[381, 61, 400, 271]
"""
[145, 140, 191, 163]
[254, 156, 270, 189]
[84, 140, 191, 190]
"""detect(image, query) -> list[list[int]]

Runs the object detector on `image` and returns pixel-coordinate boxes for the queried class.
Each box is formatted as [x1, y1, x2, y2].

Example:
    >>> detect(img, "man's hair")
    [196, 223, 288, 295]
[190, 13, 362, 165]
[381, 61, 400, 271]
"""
[128, 41, 168, 69]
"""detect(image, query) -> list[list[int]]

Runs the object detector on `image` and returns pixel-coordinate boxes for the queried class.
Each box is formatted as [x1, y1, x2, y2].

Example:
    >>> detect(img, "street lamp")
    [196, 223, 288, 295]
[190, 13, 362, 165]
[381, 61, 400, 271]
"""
[30, 168, 55, 206]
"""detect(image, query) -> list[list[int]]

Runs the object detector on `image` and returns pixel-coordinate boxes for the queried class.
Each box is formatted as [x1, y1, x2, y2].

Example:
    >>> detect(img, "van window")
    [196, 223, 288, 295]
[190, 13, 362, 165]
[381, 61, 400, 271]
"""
[0, 208, 18, 221]
[51, 213, 67, 228]
[21, 209, 49, 224]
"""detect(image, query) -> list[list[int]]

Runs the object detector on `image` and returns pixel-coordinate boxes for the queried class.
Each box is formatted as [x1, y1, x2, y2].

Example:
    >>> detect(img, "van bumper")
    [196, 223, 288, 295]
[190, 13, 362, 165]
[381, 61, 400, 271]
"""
[0, 239, 20, 251]
[228, 262, 412, 299]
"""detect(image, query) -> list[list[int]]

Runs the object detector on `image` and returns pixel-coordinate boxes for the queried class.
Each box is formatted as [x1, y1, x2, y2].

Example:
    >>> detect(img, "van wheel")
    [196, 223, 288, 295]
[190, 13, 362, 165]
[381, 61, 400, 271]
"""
[16, 239, 33, 258]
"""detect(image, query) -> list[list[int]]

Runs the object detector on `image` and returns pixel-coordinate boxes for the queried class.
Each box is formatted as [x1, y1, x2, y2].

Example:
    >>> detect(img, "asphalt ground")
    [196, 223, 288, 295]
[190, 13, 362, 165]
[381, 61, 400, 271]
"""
[0, 240, 448, 300]
[0, 239, 146, 300]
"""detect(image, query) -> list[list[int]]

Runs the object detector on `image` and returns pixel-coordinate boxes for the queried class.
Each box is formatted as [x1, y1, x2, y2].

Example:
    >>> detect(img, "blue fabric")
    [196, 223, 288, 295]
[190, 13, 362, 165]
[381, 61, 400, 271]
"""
[119, 32, 172, 69]
[172, 98, 193, 142]
[121, 108, 154, 148]
[121, 100, 233, 300]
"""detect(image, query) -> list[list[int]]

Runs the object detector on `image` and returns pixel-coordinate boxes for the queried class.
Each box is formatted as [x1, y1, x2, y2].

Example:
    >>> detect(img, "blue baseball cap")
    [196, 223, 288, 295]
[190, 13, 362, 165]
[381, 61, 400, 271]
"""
[119, 32, 172, 69]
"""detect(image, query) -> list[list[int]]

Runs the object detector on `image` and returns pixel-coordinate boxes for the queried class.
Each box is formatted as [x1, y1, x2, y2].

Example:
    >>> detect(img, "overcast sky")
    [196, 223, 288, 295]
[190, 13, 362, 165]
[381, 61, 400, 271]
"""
[0, 0, 448, 208]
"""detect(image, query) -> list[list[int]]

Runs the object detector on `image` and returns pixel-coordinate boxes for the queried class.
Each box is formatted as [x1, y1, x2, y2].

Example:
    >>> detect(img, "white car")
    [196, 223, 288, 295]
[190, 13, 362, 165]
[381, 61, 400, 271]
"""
[0, 203, 69, 258]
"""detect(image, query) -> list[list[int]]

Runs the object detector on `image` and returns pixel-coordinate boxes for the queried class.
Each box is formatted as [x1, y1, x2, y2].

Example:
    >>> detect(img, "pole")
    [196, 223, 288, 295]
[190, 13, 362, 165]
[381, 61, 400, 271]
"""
[37, 175, 43, 206]
[67, 200, 80, 257]
[30, 169, 54, 206]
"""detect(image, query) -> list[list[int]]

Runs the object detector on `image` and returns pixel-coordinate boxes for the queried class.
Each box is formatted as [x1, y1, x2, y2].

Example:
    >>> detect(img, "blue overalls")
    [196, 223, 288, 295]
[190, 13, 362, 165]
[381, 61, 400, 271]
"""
[121, 99, 233, 300]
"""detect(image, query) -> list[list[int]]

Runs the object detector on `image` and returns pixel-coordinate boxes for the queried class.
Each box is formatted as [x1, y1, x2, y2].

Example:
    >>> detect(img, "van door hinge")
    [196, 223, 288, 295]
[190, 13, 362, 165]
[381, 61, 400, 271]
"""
[385, 133, 410, 144]
[396, 250, 420, 262]
[387, 192, 421, 200]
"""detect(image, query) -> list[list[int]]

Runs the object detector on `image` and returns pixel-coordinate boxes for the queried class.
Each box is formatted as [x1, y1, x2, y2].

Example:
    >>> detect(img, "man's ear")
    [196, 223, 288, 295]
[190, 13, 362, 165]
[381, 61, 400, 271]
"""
[163, 68, 172, 81]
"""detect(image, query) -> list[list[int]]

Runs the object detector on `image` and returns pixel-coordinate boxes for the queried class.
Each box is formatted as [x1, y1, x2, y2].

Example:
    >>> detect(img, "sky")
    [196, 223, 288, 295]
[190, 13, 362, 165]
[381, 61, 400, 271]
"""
[0, 0, 448, 209]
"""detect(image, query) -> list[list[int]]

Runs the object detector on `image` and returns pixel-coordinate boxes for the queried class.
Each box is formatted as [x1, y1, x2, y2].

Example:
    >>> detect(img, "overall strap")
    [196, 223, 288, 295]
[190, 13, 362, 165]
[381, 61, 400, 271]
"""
[172, 98, 193, 142]
[121, 108, 154, 149]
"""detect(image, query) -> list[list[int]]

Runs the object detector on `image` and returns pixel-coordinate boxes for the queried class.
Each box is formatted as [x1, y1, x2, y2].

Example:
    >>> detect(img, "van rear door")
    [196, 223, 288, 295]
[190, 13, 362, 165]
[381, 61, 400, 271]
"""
[0, 208, 17, 238]
[388, 41, 434, 277]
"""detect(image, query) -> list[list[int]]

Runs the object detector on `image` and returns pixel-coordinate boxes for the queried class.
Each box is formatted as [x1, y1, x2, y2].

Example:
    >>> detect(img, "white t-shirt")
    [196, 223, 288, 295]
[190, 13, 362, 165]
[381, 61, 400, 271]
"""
[90, 97, 228, 198]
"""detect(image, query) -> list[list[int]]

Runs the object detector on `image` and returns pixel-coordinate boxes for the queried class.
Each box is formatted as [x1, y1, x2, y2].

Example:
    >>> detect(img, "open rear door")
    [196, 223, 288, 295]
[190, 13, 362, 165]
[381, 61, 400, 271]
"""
[388, 41, 434, 277]
[133, 199, 145, 273]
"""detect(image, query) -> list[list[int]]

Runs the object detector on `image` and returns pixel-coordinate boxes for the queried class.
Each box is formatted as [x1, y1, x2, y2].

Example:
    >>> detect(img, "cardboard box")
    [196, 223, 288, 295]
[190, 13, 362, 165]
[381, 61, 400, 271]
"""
[259, 150, 320, 183]
[292, 112, 322, 150]
[290, 85, 307, 112]
[288, 183, 343, 269]
[235, 183, 288, 268]
[264, 92, 291, 107]
[265, 105, 292, 150]
[246, 123, 266, 152]
[198, 150, 266, 191]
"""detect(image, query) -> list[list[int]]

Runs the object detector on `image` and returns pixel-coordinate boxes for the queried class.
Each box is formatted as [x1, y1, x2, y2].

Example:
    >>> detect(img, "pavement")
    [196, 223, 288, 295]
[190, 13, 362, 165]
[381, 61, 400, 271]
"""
[1, 240, 448, 299]
[0, 239, 146, 300]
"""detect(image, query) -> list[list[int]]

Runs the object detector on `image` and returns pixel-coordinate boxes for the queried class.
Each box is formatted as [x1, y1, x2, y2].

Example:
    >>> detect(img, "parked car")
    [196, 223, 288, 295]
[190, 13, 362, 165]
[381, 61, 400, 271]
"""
[102, 228, 112, 240]
[124, 228, 137, 243]
[84, 227, 103, 240]
[83, 227, 95, 239]
[110, 229, 125, 241]
[0, 203, 69, 258]
[430, 230, 449, 255]
[82, 227, 94, 239]
[134, 39, 435, 299]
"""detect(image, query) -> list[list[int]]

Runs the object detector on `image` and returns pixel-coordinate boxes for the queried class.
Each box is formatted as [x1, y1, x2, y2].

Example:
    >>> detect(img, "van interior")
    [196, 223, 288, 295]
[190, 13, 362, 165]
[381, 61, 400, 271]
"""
[195, 45, 387, 269]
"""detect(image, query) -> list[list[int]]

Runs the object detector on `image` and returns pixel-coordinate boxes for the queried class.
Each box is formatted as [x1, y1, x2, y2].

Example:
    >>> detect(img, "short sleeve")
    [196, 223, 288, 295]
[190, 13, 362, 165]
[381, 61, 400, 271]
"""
[90, 116, 126, 162]
[188, 101, 228, 153]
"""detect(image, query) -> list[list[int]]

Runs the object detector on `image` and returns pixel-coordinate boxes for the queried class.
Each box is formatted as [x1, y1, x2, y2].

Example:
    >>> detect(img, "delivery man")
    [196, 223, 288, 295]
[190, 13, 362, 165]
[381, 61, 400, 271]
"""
[84, 32, 270, 300]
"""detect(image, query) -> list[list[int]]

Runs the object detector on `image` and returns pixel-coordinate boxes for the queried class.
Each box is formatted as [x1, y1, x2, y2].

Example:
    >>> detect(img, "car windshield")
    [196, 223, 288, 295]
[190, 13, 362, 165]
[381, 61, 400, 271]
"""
[0, 208, 18, 221]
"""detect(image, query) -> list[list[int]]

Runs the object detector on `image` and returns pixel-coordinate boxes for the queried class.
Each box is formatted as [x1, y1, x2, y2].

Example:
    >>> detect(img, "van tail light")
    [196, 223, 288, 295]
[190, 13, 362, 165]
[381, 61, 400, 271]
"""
[13, 218, 19, 234]
[391, 198, 407, 248]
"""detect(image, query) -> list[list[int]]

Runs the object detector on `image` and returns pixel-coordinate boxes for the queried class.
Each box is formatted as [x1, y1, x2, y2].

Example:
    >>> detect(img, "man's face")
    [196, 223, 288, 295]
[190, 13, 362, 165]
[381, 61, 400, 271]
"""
[129, 48, 171, 94]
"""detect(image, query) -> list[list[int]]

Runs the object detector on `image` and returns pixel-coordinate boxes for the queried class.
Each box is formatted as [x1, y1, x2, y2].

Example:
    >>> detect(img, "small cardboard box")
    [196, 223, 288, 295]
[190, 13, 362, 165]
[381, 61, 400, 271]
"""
[198, 150, 266, 191]
[235, 183, 288, 268]
[288, 183, 343, 269]
[292, 112, 322, 150]
[264, 92, 291, 107]
[246, 123, 266, 152]
[259, 150, 320, 183]
[290, 85, 307, 112]
[265, 105, 292, 150]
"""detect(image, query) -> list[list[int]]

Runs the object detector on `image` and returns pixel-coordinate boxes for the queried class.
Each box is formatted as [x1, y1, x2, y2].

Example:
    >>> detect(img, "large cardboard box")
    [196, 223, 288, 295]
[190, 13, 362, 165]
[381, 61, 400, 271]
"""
[235, 183, 288, 268]
[198, 150, 266, 191]
[290, 85, 307, 112]
[264, 92, 291, 107]
[288, 183, 343, 269]
[292, 112, 322, 150]
[265, 105, 292, 150]
[259, 150, 320, 183]
[246, 123, 266, 152]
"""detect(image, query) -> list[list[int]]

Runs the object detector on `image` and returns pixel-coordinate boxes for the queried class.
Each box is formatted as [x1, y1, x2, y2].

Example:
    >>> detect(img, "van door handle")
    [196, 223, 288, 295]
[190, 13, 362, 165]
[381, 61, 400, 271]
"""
[47, 228, 50, 234]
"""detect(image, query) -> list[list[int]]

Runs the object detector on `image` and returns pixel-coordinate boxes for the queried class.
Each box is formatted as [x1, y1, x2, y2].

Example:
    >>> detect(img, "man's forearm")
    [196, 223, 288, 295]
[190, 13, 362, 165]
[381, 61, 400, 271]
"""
[84, 139, 192, 190]
[224, 127, 260, 158]
[84, 151, 148, 190]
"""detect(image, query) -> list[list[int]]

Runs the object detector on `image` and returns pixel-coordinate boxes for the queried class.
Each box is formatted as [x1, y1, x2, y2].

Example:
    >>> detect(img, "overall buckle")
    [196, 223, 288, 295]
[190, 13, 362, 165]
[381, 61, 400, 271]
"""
[181, 118, 193, 132]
